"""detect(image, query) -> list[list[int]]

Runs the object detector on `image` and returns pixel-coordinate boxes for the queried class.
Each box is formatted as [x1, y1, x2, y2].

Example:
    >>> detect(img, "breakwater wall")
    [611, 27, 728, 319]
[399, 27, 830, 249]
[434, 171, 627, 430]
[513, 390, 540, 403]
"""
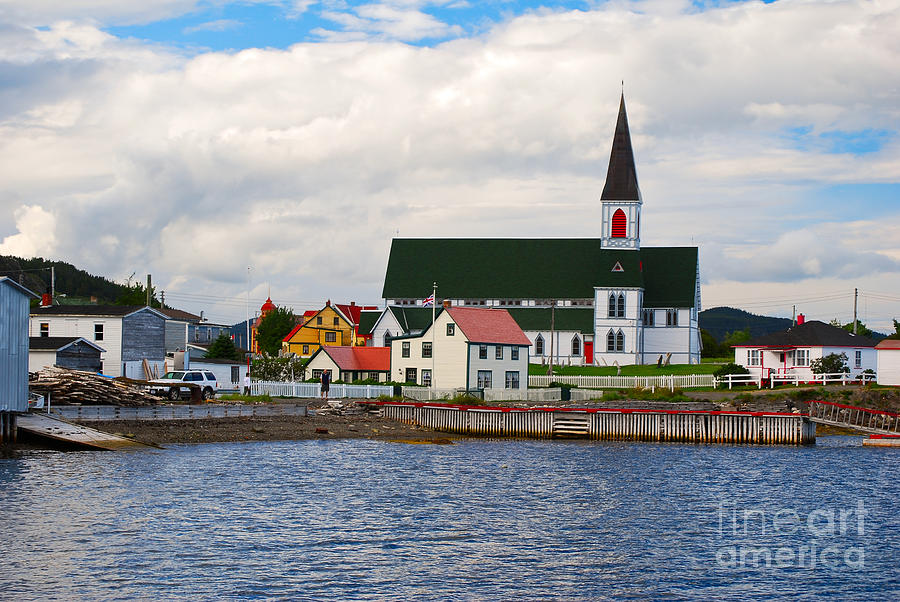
[366, 402, 815, 445]
[50, 403, 309, 422]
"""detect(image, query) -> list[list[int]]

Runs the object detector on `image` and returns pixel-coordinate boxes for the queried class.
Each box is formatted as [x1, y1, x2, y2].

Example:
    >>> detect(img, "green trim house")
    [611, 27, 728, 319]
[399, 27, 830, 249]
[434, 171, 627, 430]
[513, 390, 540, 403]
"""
[381, 94, 701, 365]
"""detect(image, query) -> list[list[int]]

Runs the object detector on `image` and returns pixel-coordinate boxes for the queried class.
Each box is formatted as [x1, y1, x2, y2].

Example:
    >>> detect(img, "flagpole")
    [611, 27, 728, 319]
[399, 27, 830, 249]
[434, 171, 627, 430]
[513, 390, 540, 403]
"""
[431, 281, 436, 389]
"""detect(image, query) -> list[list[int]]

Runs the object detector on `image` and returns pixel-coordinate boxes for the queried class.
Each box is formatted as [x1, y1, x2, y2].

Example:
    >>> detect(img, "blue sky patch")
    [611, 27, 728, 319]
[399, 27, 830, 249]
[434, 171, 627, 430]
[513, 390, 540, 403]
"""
[781, 126, 892, 156]
[105, 0, 781, 51]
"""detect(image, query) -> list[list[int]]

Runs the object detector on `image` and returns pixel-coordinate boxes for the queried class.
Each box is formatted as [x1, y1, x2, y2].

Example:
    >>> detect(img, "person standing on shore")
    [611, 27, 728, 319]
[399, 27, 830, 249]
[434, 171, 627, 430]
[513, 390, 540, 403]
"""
[320, 369, 330, 400]
[243, 371, 251, 396]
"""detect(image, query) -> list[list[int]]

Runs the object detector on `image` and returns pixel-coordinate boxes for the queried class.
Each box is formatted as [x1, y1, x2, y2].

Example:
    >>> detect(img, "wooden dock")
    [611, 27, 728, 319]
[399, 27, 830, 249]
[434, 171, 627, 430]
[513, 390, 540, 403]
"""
[365, 402, 815, 445]
[807, 400, 900, 436]
[16, 412, 156, 450]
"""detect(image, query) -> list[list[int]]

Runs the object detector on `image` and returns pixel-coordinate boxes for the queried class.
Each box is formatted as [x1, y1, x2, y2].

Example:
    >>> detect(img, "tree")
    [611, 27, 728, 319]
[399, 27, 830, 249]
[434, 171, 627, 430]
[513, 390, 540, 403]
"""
[206, 333, 241, 361]
[810, 352, 848, 375]
[250, 353, 305, 381]
[887, 319, 900, 340]
[115, 282, 161, 307]
[831, 319, 875, 338]
[255, 306, 296, 356]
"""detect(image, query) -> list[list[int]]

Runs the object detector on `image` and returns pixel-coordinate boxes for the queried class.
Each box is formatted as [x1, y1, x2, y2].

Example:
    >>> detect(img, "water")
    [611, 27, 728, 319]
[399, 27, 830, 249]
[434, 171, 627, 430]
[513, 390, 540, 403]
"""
[1, 437, 899, 600]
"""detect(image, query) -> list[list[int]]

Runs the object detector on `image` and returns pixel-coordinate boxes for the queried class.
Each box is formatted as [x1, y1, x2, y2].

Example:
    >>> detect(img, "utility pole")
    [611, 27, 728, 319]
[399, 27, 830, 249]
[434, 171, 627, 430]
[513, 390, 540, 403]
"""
[853, 288, 858, 334]
[146, 274, 152, 307]
[792, 304, 796, 327]
[246, 267, 251, 353]
[160, 291, 165, 307]
[547, 300, 556, 376]
[431, 282, 436, 388]
[50, 265, 55, 301]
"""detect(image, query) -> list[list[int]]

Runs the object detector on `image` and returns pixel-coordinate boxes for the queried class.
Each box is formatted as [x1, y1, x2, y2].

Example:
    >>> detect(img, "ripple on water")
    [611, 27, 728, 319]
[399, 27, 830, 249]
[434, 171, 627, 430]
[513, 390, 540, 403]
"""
[1, 437, 899, 600]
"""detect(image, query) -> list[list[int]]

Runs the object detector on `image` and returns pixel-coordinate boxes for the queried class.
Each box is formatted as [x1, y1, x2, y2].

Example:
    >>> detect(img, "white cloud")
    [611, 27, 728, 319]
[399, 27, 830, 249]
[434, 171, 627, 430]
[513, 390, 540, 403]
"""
[317, 2, 464, 41]
[183, 19, 243, 34]
[0, 2, 899, 328]
[0, 205, 58, 258]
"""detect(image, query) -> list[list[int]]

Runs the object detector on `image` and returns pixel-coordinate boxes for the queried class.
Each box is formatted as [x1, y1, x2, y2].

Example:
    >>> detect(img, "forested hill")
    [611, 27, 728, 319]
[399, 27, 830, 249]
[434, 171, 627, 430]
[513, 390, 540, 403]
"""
[699, 307, 793, 341]
[0, 255, 128, 303]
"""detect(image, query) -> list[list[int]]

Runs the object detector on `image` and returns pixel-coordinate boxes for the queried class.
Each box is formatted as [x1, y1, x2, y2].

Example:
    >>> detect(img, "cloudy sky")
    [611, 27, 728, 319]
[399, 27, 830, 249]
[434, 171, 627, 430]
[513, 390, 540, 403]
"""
[1, 0, 898, 331]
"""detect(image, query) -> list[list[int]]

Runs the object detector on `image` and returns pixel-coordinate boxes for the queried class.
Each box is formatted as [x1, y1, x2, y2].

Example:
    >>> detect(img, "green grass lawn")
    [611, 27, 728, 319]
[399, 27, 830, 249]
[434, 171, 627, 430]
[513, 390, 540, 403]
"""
[528, 363, 720, 376]
[701, 357, 732, 364]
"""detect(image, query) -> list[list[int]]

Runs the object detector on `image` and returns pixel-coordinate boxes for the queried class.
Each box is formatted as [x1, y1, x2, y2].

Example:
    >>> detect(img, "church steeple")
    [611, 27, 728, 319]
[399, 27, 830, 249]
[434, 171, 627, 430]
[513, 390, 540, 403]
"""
[601, 93, 641, 202]
[600, 92, 642, 250]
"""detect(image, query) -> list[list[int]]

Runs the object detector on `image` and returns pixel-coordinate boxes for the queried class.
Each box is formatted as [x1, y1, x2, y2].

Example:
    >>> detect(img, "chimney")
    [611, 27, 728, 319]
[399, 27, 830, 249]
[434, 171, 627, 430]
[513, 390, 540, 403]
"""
[443, 299, 451, 308]
[797, 313, 805, 325]
[41, 285, 51, 307]
[326, 299, 331, 306]
[350, 301, 356, 306]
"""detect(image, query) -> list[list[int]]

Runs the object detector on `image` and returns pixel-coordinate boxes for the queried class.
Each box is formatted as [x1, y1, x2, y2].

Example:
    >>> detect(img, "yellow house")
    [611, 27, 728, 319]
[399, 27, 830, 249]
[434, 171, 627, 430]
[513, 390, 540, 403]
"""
[282, 302, 361, 358]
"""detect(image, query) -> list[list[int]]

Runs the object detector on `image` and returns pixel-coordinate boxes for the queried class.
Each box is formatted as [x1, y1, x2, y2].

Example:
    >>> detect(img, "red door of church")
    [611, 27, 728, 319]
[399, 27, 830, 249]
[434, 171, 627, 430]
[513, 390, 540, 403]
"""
[584, 341, 593, 365]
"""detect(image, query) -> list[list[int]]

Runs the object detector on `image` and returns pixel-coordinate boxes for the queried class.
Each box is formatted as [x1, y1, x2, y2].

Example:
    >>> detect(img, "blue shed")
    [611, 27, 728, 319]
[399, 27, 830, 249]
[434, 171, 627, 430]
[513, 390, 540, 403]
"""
[1, 277, 38, 443]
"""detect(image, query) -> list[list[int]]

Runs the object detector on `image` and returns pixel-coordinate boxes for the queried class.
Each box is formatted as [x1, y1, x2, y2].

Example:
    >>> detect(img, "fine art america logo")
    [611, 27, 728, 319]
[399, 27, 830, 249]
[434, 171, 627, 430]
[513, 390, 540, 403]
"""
[715, 500, 867, 570]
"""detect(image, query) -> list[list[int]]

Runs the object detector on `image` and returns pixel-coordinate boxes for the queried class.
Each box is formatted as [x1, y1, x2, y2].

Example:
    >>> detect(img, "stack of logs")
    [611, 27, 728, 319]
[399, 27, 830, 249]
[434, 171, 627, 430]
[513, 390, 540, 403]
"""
[29, 366, 161, 406]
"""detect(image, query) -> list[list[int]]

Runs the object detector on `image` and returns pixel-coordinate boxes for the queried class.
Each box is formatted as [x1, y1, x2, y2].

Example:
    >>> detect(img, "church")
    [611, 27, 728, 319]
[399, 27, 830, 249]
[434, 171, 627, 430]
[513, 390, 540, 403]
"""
[381, 94, 701, 366]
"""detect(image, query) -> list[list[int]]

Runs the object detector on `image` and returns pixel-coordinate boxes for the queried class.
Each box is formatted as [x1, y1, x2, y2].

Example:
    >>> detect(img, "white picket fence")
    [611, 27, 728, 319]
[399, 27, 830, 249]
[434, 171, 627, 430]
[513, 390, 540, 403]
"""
[251, 381, 393, 399]
[717, 371, 878, 390]
[529, 374, 715, 389]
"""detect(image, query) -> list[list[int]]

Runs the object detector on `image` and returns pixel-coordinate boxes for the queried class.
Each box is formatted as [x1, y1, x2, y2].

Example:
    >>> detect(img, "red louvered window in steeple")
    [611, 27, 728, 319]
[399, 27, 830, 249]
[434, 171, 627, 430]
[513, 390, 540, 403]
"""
[611, 209, 627, 238]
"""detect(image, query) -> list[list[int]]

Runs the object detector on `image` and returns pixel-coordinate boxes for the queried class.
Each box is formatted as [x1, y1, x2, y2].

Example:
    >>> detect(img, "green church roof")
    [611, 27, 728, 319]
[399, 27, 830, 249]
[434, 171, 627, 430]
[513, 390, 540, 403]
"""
[382, 239, 698, 309]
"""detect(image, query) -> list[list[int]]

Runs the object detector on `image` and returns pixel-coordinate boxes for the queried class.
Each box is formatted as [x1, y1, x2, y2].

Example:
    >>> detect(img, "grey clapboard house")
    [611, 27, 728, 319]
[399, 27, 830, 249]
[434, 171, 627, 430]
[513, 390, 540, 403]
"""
[29, 337, 105, 373]
[29, 305, 166, 378]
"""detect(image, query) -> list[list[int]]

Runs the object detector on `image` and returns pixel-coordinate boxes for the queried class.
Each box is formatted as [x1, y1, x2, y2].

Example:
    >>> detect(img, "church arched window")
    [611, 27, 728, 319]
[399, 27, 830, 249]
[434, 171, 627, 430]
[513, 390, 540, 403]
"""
[535, 335, 544, 356]
[616, 330, 625, 352]
[383, 330, 392, 347]
[611, 209, 627, 238]
[606, 329, 616, 352]
[571, 335, 581, 357]
[608, 294, 617, 318]
[617, 293, 625, 317]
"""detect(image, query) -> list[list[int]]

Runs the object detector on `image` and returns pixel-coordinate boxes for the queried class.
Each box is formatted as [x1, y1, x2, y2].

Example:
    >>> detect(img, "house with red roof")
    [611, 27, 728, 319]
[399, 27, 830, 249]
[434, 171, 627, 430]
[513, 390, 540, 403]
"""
[389, 306, 530, 390]
[306, 346, 391, 383]
[876, 339, 900, 386]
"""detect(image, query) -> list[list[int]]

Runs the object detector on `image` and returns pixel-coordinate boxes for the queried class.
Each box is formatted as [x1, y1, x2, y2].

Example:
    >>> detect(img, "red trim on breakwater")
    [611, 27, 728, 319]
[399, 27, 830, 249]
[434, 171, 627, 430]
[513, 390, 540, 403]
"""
[358, 400, 805, 417]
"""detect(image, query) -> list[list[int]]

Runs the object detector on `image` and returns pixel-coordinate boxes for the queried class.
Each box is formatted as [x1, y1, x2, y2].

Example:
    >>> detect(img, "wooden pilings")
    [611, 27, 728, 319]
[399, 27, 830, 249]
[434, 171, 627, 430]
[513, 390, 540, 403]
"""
[376, 403, 815, 445]
[0, 412, 17, 445]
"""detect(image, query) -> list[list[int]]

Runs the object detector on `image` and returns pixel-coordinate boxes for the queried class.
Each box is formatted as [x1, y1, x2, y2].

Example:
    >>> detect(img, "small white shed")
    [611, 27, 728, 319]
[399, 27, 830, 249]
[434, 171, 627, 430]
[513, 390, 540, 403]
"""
[876, 340, 900, 386]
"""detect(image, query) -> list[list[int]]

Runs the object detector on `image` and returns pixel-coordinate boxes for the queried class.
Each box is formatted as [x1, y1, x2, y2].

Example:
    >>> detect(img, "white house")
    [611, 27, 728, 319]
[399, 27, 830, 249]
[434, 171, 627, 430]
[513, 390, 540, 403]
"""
[380, 94, 701, 365]
[389, 306, 530, 390]
[733, 319, 877, 381]
[29, 305, 167, 378]
[368, 306, 439, 348]
[306, 346, 391, 383]
[876, 340, 900, 386]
